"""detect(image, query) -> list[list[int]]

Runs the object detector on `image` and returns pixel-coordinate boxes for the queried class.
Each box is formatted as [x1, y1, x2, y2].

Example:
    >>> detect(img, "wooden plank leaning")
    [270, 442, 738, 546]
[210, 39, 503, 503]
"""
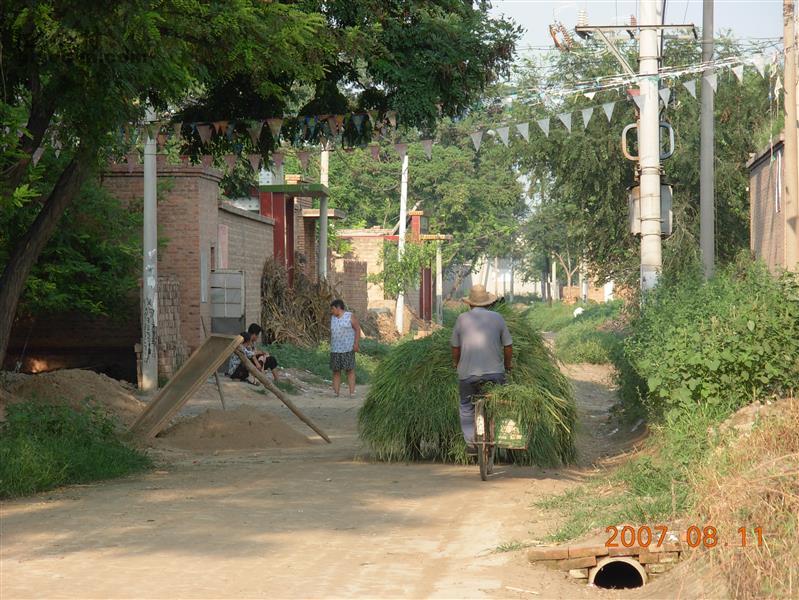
[234, 348, 332, 444]
[129, 334, 242, 438]
[201, 317, 227, 411]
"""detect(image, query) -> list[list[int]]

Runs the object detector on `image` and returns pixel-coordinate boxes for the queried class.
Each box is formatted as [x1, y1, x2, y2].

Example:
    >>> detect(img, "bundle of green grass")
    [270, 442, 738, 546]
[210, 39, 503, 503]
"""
[358, 305, 577, 466]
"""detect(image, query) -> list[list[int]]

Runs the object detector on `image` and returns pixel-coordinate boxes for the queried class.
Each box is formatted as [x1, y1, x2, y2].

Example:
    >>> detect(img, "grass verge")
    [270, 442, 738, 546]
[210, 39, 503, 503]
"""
[270, 341, 383, 384]
[0, 403, 151, 498]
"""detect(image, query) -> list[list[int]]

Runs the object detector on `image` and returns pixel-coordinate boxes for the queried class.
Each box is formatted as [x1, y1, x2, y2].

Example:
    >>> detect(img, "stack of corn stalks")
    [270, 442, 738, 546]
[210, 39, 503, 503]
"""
[261, 259, 338, 346]
[358, 305, 577, 465]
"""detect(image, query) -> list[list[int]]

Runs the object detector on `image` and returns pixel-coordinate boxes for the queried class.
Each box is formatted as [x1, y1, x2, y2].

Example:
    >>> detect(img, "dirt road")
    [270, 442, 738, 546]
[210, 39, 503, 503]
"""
[1, 365, 627, 599]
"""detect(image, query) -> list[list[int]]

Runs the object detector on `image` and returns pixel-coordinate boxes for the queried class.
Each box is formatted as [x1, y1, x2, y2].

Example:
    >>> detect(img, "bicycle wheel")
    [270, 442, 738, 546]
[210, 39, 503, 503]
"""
[475, 403, 490, 481]
[486, 416, 496, 475]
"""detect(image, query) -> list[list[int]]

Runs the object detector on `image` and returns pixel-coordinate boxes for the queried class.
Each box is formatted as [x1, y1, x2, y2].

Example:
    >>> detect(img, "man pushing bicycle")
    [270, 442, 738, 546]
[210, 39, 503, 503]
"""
[450, 285, 513, 455]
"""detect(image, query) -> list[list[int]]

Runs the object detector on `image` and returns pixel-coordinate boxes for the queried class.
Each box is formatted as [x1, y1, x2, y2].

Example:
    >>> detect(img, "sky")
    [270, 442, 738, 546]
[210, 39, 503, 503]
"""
[490, 0, 784, 56]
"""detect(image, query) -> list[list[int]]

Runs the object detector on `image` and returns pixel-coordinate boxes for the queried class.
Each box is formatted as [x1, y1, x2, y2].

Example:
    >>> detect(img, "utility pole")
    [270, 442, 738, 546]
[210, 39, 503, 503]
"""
[395, 152, 409, 333]
[319, 145, 329, 280]
[700, 0, 715, 278]
[435, 242, 443, 324]
[574, 3, 694, 291]
[784, 0, 799, 270]
[141, 107, 158, 391]
[638, 0, 663, 290]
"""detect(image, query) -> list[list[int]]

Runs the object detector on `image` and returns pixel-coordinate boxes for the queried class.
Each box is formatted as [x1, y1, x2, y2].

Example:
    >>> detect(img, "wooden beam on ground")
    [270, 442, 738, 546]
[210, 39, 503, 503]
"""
[201, 317, 227, 411]
[129, 334, 242, 438]
[234, 349, 332, 444]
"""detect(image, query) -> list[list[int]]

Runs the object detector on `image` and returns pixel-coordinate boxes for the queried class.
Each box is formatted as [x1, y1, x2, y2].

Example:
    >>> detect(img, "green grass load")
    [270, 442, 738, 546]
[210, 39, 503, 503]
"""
[358, 305, 576, 465]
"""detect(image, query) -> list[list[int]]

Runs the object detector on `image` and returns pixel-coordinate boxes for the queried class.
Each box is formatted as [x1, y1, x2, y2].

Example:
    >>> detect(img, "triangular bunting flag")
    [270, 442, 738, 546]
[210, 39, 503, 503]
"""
[326, 116, 338, 136]
[271, 152, 284, 171]
[659, 88, 671, 106]
[496, 126, 510, 146]
[584, 91, 596, 100]
[201, 155, 213, 169]
[753, 54, 767, 77]
[248, 121, 263, 145]
[537, 118, 550, 138]
[557, 112, 572, 133]
[705, 73, 718, 93]
[369, 143, 380, 161]
[197, 124, 213, 144]
[602, 102, 615, 122]
[352, 114, 365, 133]
[223, 154, 237, 171]
[213, 121, 229, 135]
[367, 110, 380, 127]
[334, 115, 345, 134]
[248, 153, 261, 172]
[632, 92, 647, 112]
[581, 107, 593, 129]
[421, 139, 433, 160]
[775, 76, 783, 98]
[307, 116, 318, 138]
[733, 65, 744, 83]
[266, 118, 283, 141]
[172, 123, 183, 140]
[157, 132, 167, 148]
[393, 142, 408, 159]
[683, 79, 697, 99]
[386, 111, 397, 128]
[516, 122, 529, 142]
[294, 150, 308, 171]
[470, 131, 483, 152]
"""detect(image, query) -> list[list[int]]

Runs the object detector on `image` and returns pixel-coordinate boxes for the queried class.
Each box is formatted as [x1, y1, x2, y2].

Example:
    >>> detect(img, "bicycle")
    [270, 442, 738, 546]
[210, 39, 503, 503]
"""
[472, 392, 529, 481]
[472, 395, 496, 481]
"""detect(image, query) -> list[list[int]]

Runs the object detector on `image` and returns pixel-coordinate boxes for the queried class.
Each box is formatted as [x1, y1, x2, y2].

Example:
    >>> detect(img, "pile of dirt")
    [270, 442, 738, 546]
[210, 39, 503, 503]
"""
[158, 405, 311, 451]
[3, 369, 144, 426]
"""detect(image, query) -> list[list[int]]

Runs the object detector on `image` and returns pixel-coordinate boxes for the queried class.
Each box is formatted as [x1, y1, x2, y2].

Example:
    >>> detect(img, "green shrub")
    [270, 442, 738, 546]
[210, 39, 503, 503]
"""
[525, 302, 575, 332]
[0, 403, 151, 498]
[358, 305, 576, 465]
[625, 261, 799, 420]
[270, 341, 381, 384]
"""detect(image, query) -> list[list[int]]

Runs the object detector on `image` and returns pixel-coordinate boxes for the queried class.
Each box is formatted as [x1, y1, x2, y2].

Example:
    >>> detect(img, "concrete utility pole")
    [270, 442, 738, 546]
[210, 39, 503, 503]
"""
[395, 152, 409, 333]
[700, 0, 715, 278]
[319, 146, 329, 280]
[141, 107, 158, 391]
[435, 242, 443, 324]
[638, 0, 663, 290]
[784, 0, 799, 270]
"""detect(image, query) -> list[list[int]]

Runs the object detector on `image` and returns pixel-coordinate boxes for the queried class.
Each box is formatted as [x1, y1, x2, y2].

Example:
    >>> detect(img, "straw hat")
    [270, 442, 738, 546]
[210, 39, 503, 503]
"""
[463, 284, 497, 307]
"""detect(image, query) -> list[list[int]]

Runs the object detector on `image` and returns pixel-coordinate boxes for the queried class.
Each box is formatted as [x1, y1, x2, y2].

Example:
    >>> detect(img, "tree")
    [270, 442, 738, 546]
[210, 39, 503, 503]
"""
[0, 1, 521, 365]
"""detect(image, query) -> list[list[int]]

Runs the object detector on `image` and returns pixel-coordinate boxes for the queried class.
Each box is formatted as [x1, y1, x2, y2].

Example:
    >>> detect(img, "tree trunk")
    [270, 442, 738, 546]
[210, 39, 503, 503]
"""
[0, 157, 90, 367]
[445, 260, 475, 301]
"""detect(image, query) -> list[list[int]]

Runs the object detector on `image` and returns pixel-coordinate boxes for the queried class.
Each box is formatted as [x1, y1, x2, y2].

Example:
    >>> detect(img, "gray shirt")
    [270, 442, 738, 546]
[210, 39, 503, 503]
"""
[450, 307, 513, 380]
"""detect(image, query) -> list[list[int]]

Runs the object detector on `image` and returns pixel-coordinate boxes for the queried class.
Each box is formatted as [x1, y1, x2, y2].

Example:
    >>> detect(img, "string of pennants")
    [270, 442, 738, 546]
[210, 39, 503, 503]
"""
[114, 51, 781, 172]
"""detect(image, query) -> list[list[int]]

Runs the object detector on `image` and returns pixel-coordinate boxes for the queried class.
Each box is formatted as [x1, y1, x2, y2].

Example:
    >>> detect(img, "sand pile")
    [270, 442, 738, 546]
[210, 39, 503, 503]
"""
[158, 405, 311, 451]
[5, 369, 144, 426]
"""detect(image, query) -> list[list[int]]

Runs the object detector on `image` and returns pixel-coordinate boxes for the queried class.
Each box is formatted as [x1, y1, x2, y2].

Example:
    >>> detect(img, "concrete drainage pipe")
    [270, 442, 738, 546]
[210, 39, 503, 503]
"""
[589, 556, 648, 589]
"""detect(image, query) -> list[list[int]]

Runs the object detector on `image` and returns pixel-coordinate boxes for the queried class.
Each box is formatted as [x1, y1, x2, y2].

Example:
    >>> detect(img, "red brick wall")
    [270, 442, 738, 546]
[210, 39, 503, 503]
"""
[103, 163, 222, 351]
[749, 147, 786, 272]
[329, 259, 369, 321]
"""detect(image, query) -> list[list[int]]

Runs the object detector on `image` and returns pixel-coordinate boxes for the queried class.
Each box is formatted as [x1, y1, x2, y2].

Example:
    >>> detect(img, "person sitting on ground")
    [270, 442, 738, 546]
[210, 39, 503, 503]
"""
[329, 299, 360, 397]
[246, 323, 279, 382]
[227, 331, 258, 383]
[451, 284, 513, 455]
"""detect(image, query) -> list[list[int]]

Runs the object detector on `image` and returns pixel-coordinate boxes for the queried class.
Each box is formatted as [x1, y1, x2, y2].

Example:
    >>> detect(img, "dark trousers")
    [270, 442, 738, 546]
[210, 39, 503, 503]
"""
[231, 355, 278, 380]
[457, 373, 506, 444]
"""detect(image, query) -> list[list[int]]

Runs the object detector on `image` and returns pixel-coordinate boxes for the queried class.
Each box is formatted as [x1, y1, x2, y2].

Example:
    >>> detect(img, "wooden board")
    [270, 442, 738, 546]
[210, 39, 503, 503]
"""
[129, 334, 242, 438]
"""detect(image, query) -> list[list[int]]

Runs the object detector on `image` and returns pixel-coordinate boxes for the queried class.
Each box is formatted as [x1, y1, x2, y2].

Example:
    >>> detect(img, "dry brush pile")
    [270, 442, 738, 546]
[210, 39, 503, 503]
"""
[358, 305, 577, 465]
[260, 259, 337, 346]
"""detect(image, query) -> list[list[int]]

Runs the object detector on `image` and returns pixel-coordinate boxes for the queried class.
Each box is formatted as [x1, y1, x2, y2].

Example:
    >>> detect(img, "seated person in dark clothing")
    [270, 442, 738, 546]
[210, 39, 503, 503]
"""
[246, 323, 280, 382]
[227, 331, 258, 382]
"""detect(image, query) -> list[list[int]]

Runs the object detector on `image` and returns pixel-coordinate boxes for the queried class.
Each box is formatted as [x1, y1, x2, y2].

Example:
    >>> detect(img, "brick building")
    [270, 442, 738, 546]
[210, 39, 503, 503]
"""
[747, 136, 791, 271]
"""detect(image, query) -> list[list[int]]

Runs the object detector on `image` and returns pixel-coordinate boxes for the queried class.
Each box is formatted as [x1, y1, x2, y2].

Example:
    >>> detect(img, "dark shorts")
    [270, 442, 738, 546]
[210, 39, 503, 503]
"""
[230, 355, 278, 380]
[458, 373, 507, 405]
[330, 351, 355, 372]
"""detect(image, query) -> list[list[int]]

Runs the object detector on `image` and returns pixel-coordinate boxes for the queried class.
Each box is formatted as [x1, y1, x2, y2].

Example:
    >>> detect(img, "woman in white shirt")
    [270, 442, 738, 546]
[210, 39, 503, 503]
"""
[329, 299, 360, 397]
